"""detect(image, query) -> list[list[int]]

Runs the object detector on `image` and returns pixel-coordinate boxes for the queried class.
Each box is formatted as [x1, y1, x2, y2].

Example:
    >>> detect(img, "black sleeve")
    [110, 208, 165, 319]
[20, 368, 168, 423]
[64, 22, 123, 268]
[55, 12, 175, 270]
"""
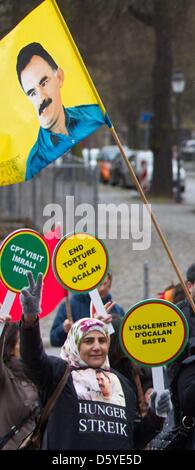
[20, 318, 65, 399]
[177, 362, 195, 417]
[0, 324, 6, 384]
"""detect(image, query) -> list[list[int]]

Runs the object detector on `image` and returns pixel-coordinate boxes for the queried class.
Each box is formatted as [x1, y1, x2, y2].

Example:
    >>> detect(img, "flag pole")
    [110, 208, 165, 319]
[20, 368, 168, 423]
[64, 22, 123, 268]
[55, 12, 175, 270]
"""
[50, 0, 195, 312]
[110, 126, 195, 313]
[65, 294, 73, 323]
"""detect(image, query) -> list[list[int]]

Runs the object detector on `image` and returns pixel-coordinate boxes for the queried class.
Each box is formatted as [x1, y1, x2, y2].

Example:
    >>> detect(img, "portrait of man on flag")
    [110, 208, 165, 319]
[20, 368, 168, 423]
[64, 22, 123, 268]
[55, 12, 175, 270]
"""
[16, 42, 107, 181]
[0, 0, 112, 187]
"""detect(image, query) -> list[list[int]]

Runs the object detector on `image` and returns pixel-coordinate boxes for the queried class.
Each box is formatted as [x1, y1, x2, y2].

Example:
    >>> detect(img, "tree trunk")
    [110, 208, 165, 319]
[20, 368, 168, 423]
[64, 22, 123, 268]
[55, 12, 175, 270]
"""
[150, 0, 173, 197]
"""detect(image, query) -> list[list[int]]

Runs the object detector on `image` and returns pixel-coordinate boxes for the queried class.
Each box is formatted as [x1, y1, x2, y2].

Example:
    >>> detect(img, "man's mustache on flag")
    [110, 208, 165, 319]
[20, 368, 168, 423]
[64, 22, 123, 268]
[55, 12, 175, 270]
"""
[39, 98, 52, 116]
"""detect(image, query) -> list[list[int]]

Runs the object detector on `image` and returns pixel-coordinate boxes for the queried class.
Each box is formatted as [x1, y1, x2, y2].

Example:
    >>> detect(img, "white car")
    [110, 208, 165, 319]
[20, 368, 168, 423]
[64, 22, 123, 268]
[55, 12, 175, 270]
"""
[136, 150, 186, 192]
[182, 139, 195, 155]
[109, 147, 138, 187]
[82, 148, 100, 168]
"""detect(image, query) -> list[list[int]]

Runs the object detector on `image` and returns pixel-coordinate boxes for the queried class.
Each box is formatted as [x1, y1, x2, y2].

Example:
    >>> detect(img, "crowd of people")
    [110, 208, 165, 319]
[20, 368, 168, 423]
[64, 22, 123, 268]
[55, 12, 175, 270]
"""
[0, 263, 195, 450]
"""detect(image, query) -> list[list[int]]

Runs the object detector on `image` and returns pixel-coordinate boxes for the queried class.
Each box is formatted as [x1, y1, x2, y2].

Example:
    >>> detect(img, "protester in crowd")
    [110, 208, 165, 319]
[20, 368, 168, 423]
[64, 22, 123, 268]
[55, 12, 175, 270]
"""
[0, 314, 40, 450]
[158, 283, 176, 302]
[157, 282, 185, 304]
[19, 272, 172, 450]
[50, 271, 125, 347]
[168, 264, 195, 383]
[166, 337, 195, 449]
[166, 264, 195, 431]
[172, 283, 186, 305]
[176, 263, 195, 336]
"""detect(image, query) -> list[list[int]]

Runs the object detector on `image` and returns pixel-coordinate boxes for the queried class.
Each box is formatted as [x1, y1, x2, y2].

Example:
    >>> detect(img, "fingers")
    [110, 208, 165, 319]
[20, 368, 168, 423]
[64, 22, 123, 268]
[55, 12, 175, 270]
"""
[156, 390, 172, 414]
[158, 399, 172, 412]
[94, 312, 106, 321]
[92, 301, 116, 319]
[26, 271, 43, 295]
[94, 312, 103, 320]
[158, 396, 170, 405]
[158, 390, 171, 404]
[27, 271, 35, 291]
[104, 301, 112, 309]
[20, 289, 32, 300]
[105, 301, 116, 314]
[157, 403, 172, 414]
[35, 272, 43, 294]
[104, 314, 112, 324]
[161, 390, 171, 399]
[94, 312, 112, 324]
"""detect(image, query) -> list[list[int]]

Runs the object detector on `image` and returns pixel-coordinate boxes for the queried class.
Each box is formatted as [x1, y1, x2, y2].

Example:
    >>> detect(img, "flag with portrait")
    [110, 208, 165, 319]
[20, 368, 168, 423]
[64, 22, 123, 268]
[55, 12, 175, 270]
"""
[0, 0, 112, 186]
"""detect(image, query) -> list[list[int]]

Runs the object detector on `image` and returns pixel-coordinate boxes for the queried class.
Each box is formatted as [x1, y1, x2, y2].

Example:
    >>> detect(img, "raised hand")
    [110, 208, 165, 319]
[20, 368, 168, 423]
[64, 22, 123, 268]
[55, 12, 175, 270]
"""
[20, 271, 43, 317]
[93, 301, 114, 324]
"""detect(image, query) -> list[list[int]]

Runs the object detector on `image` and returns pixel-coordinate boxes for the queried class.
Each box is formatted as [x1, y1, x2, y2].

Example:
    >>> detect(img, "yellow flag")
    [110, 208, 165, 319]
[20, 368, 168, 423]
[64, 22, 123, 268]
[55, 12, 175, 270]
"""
[0, 0, 112, 186]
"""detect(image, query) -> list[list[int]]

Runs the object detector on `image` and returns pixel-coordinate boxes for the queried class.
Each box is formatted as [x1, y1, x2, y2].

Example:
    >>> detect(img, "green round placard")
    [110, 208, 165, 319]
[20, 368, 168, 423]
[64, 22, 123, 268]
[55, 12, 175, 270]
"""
[0, 229, 50, 292]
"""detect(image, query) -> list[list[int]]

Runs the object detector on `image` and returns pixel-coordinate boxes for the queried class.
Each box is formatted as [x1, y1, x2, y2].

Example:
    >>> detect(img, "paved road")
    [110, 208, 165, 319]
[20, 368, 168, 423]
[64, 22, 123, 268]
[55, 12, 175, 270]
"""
[97, 178, 195, 307]
[41, 175, 195, 354]
[184, 175, 195, 204]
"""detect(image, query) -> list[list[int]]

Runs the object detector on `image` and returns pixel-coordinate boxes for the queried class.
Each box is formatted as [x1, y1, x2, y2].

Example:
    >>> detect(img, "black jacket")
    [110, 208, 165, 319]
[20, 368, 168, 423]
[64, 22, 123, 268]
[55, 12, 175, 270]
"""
[20, 320, 163, 451]
[168, 299, 195, 386]
[175, 359, 195, 449]
[167, 299, 195, 436]
[0, 325, 39, 450]
[177, 299, 195, 338]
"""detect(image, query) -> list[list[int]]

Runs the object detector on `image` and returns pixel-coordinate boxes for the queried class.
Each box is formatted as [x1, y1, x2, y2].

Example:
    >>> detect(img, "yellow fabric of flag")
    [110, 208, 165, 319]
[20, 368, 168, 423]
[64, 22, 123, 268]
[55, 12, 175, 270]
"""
[0, 0, 112, 186]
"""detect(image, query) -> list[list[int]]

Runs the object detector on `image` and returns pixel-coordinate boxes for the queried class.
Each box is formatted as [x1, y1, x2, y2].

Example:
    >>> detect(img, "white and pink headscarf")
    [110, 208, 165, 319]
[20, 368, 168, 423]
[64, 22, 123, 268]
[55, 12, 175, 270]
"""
[60, 317, 110, 369]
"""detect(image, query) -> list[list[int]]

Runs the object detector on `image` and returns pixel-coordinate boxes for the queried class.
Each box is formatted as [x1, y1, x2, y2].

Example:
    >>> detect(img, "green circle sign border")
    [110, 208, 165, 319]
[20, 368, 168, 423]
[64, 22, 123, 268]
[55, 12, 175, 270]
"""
[52, 231, 109, 293]
[119, 298, 189, 367]
[0, 228, 50, 293]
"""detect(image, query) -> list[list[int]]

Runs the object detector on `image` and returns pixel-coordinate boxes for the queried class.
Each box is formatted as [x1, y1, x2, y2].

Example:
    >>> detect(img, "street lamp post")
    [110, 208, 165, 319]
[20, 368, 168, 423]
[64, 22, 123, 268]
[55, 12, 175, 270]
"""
[171, 72, 185, 203]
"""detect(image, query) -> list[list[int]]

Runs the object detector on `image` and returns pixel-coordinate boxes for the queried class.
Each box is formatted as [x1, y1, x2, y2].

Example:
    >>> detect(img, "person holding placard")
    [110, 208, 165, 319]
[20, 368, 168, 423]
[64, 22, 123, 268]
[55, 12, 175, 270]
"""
[0, 314, 40, 450]
[167, 263, 195, 426]
[176, 263, 195, 340]
[50, 271, 125, 347]
[19, 272, 172, 450]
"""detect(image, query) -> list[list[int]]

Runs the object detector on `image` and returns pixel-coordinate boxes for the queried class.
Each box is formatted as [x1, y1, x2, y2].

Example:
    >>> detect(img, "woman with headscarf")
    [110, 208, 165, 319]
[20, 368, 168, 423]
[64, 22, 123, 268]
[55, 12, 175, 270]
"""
[20, 272, 172, 450]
